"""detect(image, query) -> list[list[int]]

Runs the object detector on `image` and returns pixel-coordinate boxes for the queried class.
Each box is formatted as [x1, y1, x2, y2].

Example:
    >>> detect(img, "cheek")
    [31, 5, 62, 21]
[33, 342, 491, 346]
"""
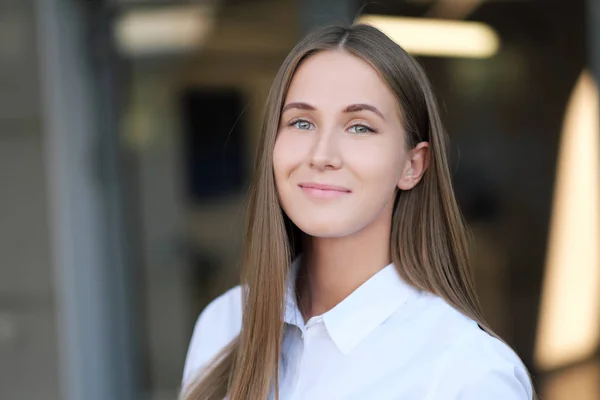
[273, 132, 311, 181]
[344, 139, 405, 186]
[273, 134, 291, 182]
[273, 134, 306, 222]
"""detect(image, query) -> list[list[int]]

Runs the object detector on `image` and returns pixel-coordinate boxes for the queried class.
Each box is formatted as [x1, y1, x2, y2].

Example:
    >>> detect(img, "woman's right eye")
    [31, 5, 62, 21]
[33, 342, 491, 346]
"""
[290, 120, 314, 130]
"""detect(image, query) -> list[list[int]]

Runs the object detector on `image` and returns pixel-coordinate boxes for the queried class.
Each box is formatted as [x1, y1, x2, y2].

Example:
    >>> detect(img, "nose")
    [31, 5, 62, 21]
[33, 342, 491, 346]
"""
[308, 127, 342, 171]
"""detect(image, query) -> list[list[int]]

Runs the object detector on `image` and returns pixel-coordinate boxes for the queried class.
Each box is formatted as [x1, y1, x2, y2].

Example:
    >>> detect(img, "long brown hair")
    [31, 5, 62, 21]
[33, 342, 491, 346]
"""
[182, 24, 534, 400]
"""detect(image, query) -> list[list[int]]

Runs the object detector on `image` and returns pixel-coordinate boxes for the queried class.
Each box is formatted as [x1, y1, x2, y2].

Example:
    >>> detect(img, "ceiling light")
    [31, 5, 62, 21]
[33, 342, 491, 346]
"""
[357, 14, 500, 58]
[114, 5, 215, 57]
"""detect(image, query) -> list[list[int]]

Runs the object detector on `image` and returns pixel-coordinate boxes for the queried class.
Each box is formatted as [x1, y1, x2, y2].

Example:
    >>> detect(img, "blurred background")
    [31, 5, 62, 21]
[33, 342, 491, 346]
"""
[1, 0, 599, 399]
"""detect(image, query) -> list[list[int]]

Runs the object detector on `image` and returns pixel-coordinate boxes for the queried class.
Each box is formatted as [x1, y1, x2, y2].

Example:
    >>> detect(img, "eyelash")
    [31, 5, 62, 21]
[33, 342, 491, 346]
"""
[287, 118, 378, 134]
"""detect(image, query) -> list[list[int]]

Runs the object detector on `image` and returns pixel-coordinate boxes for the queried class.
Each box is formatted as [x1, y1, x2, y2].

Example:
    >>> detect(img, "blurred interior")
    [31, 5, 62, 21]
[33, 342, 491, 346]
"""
[1, 0, 599, 399]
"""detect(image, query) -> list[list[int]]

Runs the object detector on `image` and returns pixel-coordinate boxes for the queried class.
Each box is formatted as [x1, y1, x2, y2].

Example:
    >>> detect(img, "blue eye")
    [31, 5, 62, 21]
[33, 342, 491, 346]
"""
[292, 120, 314, 130]
[348, 124, 375, 135]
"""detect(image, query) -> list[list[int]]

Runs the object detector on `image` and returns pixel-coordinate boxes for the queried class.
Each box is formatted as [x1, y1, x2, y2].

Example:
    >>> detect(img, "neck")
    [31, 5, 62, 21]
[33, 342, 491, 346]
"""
[298, 201, 394, 320]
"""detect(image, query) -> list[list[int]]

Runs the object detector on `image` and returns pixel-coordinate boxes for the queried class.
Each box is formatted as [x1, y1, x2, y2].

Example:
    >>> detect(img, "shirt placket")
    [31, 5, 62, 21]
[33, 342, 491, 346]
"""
[289, 316, 322, 400]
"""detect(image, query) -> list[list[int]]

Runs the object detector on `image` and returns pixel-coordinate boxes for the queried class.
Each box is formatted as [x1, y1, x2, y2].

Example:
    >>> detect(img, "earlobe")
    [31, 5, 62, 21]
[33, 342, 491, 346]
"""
[397, 172, 417, 191]
[396, 142, 430, 191]
[396, 166, 416, 191]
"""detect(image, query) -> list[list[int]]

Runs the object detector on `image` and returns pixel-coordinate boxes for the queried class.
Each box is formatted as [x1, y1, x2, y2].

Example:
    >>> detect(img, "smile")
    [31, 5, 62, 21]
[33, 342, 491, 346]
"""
[298, 182, 351, 199]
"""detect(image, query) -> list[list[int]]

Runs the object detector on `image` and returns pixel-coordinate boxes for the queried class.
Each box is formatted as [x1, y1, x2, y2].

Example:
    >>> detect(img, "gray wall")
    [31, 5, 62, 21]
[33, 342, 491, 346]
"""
[0, 0, 59, 398]
[0, 0, 136, 399]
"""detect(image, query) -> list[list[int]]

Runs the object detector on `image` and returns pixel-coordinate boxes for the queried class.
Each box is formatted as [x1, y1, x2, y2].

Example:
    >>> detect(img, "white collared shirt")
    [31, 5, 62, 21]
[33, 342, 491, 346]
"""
[182, 263, 532, 399]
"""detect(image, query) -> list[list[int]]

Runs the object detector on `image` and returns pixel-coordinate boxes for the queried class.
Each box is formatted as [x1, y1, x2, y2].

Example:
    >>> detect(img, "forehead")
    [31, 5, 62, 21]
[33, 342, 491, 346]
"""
[285, 50, 399, 116]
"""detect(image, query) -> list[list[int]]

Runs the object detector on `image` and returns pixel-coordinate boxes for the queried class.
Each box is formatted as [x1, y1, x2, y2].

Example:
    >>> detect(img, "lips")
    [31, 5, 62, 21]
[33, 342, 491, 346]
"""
[299, 182, 351, 192]
[298, 182, 351, 199]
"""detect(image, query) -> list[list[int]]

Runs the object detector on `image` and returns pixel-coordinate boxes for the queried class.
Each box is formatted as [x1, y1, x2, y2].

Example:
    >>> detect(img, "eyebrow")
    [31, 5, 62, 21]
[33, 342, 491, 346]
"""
[343, 103, 385, 120]
[281, 102, 385, 120]
[281, 102, 316, 113]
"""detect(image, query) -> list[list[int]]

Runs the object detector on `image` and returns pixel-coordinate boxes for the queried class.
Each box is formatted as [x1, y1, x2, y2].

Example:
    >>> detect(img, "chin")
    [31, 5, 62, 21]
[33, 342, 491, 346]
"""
[292, 217, 358, 239]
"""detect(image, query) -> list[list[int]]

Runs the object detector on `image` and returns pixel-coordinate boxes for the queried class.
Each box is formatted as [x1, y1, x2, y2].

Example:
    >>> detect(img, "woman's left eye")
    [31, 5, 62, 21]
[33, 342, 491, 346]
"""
[348, 124, 376, 135]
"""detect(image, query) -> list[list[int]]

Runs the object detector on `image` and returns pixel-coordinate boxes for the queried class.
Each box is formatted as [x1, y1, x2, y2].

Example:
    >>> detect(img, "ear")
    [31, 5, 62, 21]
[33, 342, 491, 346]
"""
[397, 142, 430, 191]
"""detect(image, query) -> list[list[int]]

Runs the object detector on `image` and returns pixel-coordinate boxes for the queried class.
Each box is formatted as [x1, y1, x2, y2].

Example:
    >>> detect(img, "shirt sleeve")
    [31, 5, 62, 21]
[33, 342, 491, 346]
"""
[181, 286, 243, 388]
[457, 367, 532, 400]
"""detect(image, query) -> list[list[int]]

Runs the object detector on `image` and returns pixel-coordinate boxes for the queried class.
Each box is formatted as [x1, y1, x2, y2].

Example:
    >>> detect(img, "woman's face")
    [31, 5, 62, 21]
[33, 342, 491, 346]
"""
[274, 50, 423, 238]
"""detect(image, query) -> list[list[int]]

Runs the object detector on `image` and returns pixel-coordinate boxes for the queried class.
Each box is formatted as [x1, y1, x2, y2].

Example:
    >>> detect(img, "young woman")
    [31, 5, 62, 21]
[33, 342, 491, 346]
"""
[181, 24, 534, 400]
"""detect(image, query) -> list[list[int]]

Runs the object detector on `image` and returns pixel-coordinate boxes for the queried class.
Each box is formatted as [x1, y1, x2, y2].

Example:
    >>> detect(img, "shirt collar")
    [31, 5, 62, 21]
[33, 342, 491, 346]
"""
[284, 256, 419, 355]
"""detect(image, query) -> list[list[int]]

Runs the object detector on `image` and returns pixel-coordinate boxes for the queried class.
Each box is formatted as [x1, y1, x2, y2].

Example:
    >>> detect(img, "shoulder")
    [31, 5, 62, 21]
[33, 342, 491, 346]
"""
[181, 285, 243, 387]
[433, 329, 533, 399]
[418, 295, 533, 399]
